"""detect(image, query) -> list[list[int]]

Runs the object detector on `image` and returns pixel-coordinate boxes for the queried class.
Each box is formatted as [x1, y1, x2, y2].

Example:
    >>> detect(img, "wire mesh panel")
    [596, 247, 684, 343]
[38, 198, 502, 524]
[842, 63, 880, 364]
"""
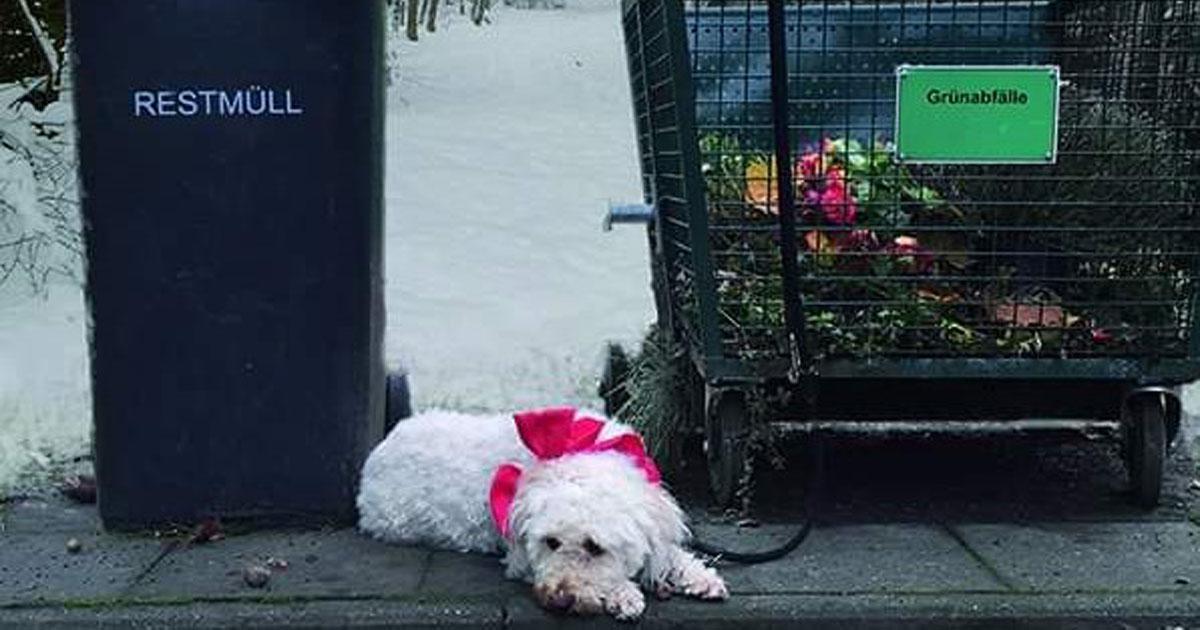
[679, 0, 1200, 364]
[688, 8, 780, 358]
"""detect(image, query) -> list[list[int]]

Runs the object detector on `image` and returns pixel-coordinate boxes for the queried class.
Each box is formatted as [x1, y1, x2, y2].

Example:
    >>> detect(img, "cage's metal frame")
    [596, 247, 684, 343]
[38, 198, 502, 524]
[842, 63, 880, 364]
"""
[619, 0, 1200, 506]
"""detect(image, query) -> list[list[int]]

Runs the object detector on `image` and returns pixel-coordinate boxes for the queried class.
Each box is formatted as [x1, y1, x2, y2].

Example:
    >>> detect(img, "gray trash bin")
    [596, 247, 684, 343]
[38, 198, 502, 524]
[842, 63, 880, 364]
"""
[70, 0, 386, 529]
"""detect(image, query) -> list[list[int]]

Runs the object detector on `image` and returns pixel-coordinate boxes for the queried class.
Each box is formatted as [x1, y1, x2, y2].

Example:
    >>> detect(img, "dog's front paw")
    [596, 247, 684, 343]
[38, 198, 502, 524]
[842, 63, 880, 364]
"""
[603, 583, 645, 621]
[682, 567, 729, 601]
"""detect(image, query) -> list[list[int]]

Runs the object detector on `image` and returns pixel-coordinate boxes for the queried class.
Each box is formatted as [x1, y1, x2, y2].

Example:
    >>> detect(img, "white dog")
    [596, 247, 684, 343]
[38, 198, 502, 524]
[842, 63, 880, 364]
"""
[357, 406, 727, 620]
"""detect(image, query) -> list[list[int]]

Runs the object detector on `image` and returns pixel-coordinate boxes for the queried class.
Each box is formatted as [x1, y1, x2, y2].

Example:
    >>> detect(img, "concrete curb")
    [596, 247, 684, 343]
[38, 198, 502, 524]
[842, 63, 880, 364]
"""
[0, 599, 503, 629]
[4, 591, 1200, 629]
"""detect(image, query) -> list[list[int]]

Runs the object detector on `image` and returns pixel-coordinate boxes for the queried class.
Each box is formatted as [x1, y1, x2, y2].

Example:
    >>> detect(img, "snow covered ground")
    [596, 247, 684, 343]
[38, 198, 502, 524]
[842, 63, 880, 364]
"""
[0, 1, 653, 493]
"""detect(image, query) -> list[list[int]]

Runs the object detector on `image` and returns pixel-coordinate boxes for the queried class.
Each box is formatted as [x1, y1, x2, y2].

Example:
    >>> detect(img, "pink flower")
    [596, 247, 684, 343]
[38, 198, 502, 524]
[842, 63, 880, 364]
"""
[796, 151, 824, 182]
[1091, 328, 1114, 343]
[825, 165, 847, 188]
[820, 190, 857, 225]
[818, 167, 858, 225]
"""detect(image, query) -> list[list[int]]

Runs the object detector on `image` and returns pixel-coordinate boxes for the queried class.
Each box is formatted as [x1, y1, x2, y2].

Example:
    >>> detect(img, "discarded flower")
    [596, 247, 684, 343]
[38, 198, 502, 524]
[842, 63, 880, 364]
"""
[744, 158, 778, 215]
[796, 151, 824, 182]
[887, 235, 933, 273]
[843, 229, 879, 251]
[917, 287, 962, 303]
[820, 180, 858, 225]
[820, 193, 857, 225]
[804, 230, 839, 254]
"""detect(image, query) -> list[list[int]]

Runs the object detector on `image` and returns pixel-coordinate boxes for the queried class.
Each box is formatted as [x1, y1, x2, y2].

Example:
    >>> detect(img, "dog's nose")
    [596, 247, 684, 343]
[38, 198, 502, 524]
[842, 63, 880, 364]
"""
[547, 591, 576, 612]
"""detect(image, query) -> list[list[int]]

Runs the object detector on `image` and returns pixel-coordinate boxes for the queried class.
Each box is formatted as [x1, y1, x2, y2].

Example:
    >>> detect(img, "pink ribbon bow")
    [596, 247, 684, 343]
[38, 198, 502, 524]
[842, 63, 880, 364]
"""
[488, 407, 661, 537]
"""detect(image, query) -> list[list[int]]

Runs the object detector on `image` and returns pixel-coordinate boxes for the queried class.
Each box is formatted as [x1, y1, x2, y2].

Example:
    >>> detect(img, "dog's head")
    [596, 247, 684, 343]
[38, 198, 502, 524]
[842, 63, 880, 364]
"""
[504, 450, 686, 615]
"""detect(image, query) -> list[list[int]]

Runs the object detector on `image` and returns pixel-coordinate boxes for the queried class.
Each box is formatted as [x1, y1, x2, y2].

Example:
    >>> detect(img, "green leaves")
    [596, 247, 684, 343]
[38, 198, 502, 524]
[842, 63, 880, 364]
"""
[699, 132, 754, 205]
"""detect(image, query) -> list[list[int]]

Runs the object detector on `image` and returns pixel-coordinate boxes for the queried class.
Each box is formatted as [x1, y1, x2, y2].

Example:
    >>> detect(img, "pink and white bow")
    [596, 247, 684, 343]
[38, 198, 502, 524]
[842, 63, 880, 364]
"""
[488, 407, 661, 537]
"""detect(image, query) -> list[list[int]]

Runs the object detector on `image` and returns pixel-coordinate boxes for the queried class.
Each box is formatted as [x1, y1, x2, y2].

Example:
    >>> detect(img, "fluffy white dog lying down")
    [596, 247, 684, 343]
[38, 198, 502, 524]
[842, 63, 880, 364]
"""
[357, 406, 727, 620]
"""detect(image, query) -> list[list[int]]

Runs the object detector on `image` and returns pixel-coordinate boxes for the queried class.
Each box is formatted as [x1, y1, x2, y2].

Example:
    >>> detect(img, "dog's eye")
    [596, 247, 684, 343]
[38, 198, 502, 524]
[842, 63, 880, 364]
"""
[583, 538, 605, 557]
[544, 537, 561, 551]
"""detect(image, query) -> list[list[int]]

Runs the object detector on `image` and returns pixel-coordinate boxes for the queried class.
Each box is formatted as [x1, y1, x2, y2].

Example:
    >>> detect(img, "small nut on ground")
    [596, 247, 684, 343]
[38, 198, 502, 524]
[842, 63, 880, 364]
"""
[65, 538, 83, 554]
[242, 564, 271, 588]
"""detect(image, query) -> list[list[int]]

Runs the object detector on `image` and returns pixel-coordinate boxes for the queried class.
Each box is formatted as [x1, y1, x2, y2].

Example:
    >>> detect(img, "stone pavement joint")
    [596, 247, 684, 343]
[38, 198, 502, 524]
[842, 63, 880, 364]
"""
[939, 521, 1023, 592]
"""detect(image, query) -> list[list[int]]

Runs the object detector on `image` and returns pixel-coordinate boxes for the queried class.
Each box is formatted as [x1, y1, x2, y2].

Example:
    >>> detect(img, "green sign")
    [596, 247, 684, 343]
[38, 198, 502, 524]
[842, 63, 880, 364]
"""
[895, 65, 1060, 164]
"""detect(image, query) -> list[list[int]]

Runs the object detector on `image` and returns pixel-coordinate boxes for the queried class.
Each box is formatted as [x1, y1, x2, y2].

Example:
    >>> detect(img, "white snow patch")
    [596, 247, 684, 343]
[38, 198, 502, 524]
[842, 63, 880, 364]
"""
[0, 282, 91, 495]
[383, 3, 653, 410]
[0, 143, 40, 230]
[1182, 383, 1199, 458]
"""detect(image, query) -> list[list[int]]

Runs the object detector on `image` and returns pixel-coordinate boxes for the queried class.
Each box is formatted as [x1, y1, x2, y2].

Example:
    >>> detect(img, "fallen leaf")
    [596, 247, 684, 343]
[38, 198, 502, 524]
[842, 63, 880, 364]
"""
[804, 230, 837, 253]
[917, 287, 962, 304]
[190, 519, 224, 545]
[992, 303, 1065, 327]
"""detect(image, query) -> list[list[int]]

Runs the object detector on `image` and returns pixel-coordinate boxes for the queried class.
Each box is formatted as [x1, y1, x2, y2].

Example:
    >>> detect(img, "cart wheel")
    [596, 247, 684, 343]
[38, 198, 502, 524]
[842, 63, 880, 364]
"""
[1126, 395, 1166, 510]
[705, 387, 748, 508]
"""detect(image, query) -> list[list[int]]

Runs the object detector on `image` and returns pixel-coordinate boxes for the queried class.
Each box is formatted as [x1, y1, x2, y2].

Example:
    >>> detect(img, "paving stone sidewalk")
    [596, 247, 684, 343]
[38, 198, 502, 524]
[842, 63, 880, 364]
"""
[2, 496, 1199, 629]
[5, 395, 1198, 627]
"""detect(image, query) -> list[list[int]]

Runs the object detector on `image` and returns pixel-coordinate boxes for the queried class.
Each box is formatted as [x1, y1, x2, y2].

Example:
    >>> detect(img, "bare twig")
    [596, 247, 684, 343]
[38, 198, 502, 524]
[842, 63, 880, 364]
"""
[425, 0, 440, 32]
[406, 0, 420, 41]
[14, 0, 61, 91]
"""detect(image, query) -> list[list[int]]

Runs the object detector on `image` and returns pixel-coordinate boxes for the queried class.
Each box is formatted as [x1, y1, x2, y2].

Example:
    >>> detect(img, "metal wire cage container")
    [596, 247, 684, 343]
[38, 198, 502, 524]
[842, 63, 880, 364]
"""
[616, 0, 1200, 507]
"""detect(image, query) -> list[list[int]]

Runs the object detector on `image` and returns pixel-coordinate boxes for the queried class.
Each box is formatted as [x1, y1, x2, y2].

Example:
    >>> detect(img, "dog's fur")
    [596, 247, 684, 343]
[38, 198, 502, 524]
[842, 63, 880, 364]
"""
[357, 409, 727, 619]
